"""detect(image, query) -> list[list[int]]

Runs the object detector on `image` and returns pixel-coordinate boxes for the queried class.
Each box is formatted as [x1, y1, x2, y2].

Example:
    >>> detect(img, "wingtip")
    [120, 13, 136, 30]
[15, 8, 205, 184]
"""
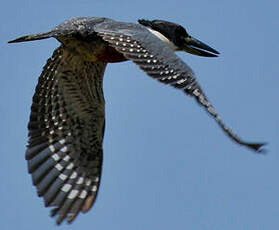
[81, 194, 96, 213]
[247, 142, 268, 154]
[8, 35, 31, 43]
[8, 32, 53, 44]
[67, 213, 79, 224]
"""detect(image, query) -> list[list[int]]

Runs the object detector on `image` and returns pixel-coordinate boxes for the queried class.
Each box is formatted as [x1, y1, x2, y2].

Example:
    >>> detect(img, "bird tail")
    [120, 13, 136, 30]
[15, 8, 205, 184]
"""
[8, 31, 54, 43]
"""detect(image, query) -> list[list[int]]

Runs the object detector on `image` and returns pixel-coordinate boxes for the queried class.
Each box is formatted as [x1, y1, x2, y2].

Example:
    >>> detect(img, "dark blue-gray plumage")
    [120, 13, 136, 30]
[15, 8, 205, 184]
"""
[8, 17, 265, 225]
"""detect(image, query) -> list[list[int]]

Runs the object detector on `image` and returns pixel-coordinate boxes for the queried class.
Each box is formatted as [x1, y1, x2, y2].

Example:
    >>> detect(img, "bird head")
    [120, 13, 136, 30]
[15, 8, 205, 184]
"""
[138, 19, 219, 57]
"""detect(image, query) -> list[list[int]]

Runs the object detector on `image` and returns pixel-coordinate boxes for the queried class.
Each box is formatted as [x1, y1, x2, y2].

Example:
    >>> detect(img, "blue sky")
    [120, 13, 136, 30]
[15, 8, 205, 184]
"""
[1, 0, 279, 229]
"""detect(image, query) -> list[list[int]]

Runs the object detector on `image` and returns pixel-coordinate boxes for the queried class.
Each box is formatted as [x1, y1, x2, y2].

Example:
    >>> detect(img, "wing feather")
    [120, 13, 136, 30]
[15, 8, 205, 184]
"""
[26, 45, 106, 224]
[95, 23, 265, 152]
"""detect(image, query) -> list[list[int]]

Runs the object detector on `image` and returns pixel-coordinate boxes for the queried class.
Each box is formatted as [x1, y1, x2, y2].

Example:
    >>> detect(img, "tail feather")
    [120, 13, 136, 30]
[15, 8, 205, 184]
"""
[8, 31, 54, 43]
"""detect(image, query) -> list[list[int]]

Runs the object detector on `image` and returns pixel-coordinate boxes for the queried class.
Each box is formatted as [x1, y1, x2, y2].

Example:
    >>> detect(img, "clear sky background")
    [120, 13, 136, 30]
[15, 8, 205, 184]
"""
[1, 1, 278, 229]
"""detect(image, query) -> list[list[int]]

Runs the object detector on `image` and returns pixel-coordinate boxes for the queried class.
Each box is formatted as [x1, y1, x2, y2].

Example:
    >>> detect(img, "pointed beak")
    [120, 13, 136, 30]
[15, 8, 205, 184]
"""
[183, 36, 220, 57]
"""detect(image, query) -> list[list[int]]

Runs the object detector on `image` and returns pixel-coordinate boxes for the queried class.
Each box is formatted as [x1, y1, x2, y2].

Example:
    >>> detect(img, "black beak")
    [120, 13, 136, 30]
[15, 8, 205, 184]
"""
[183, 36, 220, 57]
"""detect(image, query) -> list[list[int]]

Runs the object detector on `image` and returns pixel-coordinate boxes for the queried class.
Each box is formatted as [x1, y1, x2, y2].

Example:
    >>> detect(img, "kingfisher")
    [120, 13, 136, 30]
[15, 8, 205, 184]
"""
[9, 17, 265, 224]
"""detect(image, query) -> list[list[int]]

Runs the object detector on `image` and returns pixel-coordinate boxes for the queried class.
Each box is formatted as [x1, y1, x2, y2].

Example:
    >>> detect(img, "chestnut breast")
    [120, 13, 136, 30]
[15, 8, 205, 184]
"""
[58, 35, 127, 63]
[97, 46, 127, 63]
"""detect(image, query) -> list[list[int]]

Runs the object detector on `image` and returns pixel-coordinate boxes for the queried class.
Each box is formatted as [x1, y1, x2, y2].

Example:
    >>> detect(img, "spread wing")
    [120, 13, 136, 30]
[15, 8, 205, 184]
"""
[26, 45, 107, 224]
[94, 20, 265, 152]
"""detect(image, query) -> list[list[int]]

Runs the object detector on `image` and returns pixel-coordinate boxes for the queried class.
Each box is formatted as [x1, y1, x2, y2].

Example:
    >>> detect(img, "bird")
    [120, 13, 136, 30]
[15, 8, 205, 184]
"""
[8, 17, 266, 224]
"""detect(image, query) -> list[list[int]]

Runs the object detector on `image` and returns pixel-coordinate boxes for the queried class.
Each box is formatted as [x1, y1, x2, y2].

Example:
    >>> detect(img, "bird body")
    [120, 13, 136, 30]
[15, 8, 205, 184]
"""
[9, 17, 265, 224]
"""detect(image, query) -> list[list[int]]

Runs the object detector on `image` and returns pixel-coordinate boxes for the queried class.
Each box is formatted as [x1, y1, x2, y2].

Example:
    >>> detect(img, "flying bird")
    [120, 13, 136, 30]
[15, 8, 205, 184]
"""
[9, 17, 265, 224]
